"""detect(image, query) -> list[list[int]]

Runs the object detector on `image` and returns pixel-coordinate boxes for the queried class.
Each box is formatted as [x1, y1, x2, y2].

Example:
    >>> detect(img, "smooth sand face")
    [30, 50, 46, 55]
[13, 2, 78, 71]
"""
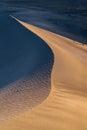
[0, 18, 87, 130]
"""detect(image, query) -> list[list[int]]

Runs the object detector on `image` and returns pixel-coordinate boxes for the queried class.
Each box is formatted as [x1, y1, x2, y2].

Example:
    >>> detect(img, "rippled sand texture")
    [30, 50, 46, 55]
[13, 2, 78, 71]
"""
[0, 18, 87, 130]
[0, 60, 53, 121]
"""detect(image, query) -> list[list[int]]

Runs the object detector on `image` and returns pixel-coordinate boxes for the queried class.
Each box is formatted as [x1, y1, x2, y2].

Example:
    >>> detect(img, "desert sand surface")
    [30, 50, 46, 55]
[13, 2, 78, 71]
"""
[0, 17, 87, 130]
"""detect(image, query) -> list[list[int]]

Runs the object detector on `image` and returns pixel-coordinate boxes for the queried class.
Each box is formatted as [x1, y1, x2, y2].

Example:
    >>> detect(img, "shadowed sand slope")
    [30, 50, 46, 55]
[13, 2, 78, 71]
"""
[0, 14, 54, 120]
[0, 18, 87, 130]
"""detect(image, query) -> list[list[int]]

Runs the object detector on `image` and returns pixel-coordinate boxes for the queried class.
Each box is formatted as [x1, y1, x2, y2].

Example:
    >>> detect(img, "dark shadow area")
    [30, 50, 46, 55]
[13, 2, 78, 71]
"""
[0, 11, 54, 89]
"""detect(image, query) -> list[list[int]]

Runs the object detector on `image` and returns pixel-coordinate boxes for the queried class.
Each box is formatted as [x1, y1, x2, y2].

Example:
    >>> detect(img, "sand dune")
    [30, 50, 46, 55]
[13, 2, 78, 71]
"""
[0, 14, 53, 120]
[0, 17, 87, 130]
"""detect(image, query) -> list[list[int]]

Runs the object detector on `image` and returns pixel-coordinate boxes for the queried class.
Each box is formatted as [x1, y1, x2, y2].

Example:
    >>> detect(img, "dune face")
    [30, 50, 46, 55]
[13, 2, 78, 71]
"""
[0, 13, 54, 120]
[0, 18, 86, 130]
[16, 19, 87, 96]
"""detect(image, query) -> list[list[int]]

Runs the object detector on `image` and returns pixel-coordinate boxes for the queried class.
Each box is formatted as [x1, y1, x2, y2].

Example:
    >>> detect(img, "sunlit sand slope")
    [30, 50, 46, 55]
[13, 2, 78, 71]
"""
[0, 17, 87, 130]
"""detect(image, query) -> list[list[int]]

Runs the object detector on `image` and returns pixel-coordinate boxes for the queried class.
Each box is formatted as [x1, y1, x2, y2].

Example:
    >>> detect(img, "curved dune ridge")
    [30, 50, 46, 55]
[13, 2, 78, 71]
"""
[0, 14, 54, 120]
[0, 17, 87, 130]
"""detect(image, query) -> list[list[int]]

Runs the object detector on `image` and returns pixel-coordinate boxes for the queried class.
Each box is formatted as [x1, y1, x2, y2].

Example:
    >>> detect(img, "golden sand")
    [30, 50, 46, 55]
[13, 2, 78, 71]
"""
[0, 17, 87, 130]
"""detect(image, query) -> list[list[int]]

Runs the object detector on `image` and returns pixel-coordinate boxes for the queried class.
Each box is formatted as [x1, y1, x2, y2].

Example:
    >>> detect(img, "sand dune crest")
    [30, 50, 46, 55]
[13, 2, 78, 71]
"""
[0, 17, 87, 130]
